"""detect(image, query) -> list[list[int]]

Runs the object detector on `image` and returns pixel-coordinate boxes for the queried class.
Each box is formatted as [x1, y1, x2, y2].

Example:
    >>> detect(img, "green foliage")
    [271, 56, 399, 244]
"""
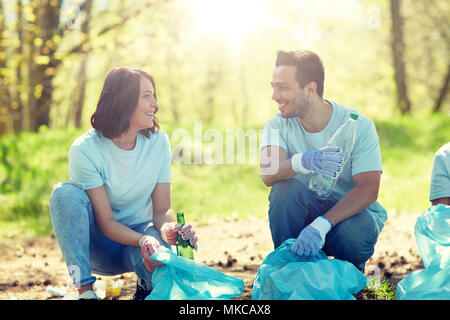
[171, 163, 268, 223]
[0, 113, 448, 238]
[375, 112, 450, 214]
[361, 278, 396, 300]
[0, 126, 83, 237]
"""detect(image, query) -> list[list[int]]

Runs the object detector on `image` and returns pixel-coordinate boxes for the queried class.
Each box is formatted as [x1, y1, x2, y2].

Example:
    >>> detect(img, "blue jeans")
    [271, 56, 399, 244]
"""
[268, 179, 381, 271]
[49, 182, 170, 290]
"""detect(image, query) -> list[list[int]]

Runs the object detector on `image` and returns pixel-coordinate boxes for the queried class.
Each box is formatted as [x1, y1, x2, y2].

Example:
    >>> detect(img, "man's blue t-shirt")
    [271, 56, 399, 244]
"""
[430, 142, 450, 201]
[261, 100, 387, 232]
[69, 129, 171, 226]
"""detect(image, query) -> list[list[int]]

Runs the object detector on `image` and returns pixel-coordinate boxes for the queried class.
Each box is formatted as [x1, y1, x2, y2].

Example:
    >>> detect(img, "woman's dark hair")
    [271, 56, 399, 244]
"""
[90, 67, 159, 139]
[275, 50, 325, 98]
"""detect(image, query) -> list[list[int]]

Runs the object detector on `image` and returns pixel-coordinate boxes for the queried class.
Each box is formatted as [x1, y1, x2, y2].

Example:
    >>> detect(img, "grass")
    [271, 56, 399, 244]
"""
[0, 113, 447, 301]
[0, 126, 83, 239]
[358, 278, 396, 300]
[375, 112, 450, 214]
[0, 112, 449, 239]
[171, 163, 268, 223]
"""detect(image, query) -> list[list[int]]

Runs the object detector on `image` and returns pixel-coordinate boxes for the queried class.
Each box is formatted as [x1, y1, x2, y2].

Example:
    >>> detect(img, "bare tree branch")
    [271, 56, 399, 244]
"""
[55, 0, 172, 66]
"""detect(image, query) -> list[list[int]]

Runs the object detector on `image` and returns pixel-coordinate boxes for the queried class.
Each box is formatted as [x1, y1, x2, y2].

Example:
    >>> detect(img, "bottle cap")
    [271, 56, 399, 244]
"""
[350, 112, 359, 120]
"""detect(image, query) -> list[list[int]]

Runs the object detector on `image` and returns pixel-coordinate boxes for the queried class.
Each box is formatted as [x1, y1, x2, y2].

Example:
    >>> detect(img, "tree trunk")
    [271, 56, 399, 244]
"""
[74, 56, 88, 128]
[390, 0, 411, 115]
[74, 0, 93, 128]
[168, 75, 180, 124]
[0, 1, 11, 135]
[204, 63, 221, 124]
[2, 0, 170, 134]
[12, 0, 24, 133]
[239, 49, 249, 127]
[30, 0, 63, 131]
[433, 63, 450, 113]
[165, 50, 180, 124]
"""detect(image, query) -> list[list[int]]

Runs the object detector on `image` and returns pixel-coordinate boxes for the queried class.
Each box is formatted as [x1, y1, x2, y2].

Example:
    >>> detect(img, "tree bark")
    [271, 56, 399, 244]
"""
[390, 0, 411, 115]
[74, 56, 88, 128]
[1, 0, 172, 133]
[74, 0, 93, 128]
[30, 0, 63, 131]
[433, 63, 450, 113]
[58, 0, 172, 64]
[0, 1, 11, 134]
[12, 0, 24, 133]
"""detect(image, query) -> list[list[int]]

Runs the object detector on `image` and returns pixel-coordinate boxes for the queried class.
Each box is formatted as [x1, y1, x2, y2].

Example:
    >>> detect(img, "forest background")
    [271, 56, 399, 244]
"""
[0, 0, 449, 238]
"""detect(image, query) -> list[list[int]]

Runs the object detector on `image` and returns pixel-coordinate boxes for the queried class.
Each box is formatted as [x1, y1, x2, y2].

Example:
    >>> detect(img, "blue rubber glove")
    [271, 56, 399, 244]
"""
[291, 146, 344, 177]
[291, 216, 332, 257]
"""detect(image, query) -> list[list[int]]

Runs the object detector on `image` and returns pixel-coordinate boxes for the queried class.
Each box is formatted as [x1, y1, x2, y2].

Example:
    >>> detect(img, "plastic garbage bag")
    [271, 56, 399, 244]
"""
[415, 204, 450, 270]
[252, 239, 368, 300]
[396, 204, 450, 300]
[45, 285, 67, 298]
[395, 267, 449, 300]
[46, 285, 80, 300]
[145, 247, 244, 300]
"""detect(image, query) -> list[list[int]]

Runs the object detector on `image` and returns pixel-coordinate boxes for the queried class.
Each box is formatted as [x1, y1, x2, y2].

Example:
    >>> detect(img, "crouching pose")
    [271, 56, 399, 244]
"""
[50, 67, 197, 299]
[260, 50, 387, 272]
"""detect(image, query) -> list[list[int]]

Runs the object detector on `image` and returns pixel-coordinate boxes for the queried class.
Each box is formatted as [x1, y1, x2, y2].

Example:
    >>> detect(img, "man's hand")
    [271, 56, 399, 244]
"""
[291, 216, 332, 257]
[291, 146, 344, 177]
[139, 235, 164, 272]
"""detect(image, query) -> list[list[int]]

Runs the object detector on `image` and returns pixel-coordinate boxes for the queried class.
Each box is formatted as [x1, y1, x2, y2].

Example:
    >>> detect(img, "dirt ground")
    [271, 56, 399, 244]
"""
[0, 211, 424, 300]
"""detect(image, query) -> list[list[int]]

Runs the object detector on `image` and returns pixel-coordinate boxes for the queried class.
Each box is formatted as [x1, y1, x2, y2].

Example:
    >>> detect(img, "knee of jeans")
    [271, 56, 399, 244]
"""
[50, 182, 89, 215]
[344, 231, 376, 258]
[269, 179, 305, 203]
[330, 218, 378, 262]
[51, 182, 84, 200]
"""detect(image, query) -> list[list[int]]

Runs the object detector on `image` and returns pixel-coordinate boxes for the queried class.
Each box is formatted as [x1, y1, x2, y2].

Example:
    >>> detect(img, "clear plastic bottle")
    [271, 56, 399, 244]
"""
[309, 112, 359, 197]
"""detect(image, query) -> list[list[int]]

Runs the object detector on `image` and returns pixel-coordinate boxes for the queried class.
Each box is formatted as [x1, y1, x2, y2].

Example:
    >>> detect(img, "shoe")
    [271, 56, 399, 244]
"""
[78, 290, 98, 300]
[133, 279, 152, 300]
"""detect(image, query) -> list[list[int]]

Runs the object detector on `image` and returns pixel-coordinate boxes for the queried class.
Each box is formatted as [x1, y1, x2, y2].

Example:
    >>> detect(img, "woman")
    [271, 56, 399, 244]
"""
[49, 67, 198, 300]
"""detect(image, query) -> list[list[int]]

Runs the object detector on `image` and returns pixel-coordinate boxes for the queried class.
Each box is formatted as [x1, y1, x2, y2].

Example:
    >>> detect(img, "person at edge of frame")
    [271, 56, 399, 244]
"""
[429, 142, 450, 206]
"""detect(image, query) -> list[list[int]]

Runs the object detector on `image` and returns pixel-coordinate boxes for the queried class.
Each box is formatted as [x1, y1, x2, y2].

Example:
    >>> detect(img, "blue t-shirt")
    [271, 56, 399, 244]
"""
[261, 100, 387, 232]
[69, 129, 171, 226]
[430, 142, 450, 201]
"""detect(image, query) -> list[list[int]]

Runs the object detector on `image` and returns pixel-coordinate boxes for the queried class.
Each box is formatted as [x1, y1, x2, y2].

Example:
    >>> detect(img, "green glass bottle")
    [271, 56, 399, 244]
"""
[176, 212, 194, 260]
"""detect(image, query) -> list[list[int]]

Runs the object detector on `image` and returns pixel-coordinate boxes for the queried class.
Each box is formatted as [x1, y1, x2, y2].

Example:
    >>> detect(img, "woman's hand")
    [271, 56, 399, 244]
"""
[161, 222, 198, 250]
[160, 222, 179, 245]
[139, 235, 164, 272]
[178, 224, 198, 251]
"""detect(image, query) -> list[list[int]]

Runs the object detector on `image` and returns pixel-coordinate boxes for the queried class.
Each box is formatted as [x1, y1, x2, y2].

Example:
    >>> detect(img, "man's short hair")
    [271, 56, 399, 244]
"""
[275, 50, 325, 98]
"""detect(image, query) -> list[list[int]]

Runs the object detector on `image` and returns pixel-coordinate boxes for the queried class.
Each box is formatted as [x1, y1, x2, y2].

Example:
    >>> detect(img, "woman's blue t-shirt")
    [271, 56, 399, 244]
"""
[68, 129, 171, 226]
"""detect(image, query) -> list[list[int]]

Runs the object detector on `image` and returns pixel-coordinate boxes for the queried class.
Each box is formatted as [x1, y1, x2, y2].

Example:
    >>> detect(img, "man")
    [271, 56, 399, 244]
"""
[260, 50, 387, 272]
[430, 142, 450, 206]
